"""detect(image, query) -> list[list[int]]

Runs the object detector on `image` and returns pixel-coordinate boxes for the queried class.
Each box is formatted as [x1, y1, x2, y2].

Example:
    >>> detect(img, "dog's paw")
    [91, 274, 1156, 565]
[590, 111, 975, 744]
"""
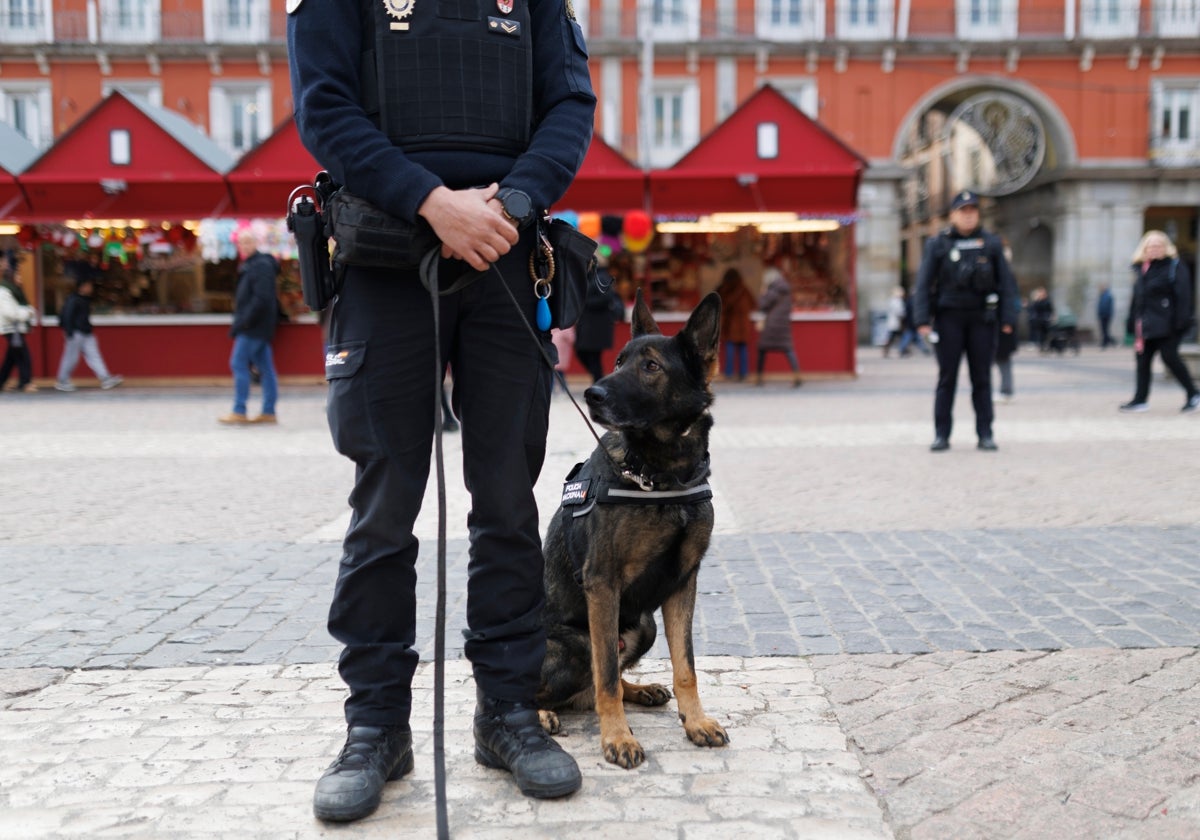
[602, 736, 645, 769]
[624, 681, 672, 707]
[683, 717, 729, 748]
[538, 709, 561, 735]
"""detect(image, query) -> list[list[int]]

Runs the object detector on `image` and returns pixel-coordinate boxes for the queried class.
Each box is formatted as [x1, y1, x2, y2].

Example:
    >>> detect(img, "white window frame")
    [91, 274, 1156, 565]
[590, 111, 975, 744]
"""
[955, 0, 1016, 41]
[835, 0, 893, 40]
[763, 77, 819, 119]
[102, 81, 163, 108]
[1, 0, 52, 43]
[100, 0, 159, 42]
[1080, 0, 1139, 38]
[648, 79, 698, 169]
[755, 0, 823, 41]
[1155, 0, 1199, 37]
[203, 0, 268, 44]
[642, 0, 698, 43]
[1152, 80, 1200, 164]
[0, 83, 52, 150]
[209, 83, 272, 157]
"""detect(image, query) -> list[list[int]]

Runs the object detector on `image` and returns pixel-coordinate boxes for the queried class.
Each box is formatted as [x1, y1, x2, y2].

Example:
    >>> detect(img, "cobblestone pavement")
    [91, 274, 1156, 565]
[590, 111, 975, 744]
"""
[1, 345, 1199, 838]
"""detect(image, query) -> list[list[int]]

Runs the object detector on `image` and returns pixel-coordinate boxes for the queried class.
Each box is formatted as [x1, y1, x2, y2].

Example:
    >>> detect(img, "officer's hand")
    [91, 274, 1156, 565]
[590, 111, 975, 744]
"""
[918, 325, 932, 337]
[1001, 325, 1013, 334]
[418, 184, 519, 271]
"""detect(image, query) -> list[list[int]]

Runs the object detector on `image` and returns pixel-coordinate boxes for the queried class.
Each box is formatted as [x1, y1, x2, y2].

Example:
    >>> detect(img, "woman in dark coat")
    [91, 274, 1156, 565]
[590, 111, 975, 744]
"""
[716, 267, 756, 380]
[573, 256, 625, 383]
[1120, 230, 1199, 413]
[755, 266, 801, 387]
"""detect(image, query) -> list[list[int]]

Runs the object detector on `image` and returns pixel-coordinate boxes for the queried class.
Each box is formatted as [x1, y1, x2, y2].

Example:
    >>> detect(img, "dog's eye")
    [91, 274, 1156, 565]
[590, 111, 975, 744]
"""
[643, 360, 660, 372]
[613, 356, 624, 369]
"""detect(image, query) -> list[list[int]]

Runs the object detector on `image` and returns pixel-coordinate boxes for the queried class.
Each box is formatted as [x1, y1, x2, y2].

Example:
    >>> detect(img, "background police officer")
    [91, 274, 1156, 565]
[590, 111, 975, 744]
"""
[288, 0, 596, 823]
[914, 190, 1019, 452]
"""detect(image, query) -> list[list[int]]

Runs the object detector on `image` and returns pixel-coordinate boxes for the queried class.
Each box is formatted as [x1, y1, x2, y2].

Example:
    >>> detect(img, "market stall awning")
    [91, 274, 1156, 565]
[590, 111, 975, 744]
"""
[557, 135, 647, 214]
[16, 91, 234, 222]
[226, 118, 321, 217]
[649, 84, 868, 216]
[0, 121, 38, 219]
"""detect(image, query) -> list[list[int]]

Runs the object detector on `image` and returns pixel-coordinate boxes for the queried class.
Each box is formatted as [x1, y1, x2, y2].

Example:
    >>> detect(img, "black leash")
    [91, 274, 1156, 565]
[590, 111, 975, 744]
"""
[422, 245, 621, 840]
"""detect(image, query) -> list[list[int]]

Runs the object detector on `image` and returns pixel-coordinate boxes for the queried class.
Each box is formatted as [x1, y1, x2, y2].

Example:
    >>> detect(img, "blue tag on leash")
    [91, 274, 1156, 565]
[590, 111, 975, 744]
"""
[536, 295, 552, 331]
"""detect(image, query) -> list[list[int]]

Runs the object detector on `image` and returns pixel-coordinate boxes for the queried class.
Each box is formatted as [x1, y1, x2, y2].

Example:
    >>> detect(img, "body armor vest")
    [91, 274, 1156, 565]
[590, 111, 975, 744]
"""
[362, 0, 533, 156]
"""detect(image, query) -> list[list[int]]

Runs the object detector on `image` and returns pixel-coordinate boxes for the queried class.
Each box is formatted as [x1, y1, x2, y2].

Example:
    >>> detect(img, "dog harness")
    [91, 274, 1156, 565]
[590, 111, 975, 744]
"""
[559, 456, 713, 518]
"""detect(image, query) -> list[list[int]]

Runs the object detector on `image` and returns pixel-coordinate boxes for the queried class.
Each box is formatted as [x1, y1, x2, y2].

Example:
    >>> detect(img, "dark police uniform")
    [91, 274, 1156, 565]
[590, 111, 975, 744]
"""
[913, 201, 1018, 445]
[288, 0, 596, 729]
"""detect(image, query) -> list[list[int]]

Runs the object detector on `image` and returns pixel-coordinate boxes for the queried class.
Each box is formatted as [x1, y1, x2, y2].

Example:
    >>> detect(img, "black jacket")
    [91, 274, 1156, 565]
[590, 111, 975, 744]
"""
[914, 226, 1018, 329]
[59, 292, 93, 337]
[574, 269, 624, 353]
[1128, 258, 1194, 340]
[231, 252, 281, 341]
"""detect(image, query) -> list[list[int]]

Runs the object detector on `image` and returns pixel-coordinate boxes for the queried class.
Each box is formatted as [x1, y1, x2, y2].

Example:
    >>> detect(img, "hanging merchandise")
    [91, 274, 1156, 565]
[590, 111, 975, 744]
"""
[623, 209, 651, 240]
[577, 212, 601, 239]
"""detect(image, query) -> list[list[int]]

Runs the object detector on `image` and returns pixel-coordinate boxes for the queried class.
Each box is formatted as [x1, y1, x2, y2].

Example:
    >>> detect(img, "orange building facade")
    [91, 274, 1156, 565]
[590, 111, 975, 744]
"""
[2, 0, 1198, 351]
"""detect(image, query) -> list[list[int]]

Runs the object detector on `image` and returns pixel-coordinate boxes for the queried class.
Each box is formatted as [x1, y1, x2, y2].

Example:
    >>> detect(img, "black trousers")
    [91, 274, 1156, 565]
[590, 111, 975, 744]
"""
[1133, 333, 1198, 403]
[0, 333, 32, 388]
[933, 308, 996, 440]
[324, 233, 554, 727]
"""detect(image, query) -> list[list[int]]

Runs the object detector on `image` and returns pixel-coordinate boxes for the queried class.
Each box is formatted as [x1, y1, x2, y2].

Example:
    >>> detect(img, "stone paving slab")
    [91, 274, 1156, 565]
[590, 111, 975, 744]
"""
[808, 648, 1200, 840]
[0, 658, 890, 840]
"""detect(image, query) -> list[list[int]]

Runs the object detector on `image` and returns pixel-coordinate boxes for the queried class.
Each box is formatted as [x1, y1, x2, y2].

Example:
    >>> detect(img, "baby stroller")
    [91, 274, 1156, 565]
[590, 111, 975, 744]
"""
[1041, 312, 1081, 355]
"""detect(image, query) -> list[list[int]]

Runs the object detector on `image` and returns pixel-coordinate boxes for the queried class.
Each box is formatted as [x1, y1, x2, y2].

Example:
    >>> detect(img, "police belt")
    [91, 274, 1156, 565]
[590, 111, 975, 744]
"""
[559, 457, 713, 519]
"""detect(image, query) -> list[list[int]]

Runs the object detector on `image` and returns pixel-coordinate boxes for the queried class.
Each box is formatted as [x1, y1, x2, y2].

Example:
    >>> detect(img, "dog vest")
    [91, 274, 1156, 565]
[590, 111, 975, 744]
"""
[559, 457, 713, 518]
[558, 457, 713, 585]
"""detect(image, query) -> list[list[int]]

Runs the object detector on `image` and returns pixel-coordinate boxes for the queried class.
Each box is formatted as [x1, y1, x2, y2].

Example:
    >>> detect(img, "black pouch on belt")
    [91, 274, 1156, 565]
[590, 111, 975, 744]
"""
[537, 217, 598, 330]
[325, 189, 440, 271]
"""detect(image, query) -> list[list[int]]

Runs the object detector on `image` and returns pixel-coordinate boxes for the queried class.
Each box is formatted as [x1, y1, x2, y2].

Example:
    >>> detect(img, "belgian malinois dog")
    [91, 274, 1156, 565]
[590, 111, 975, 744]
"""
[537, 289, 729, 769]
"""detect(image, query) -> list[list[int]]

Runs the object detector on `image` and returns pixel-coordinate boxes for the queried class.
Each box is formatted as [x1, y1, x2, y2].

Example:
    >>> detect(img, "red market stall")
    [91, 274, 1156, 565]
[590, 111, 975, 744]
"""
[0, 121, 37, 220]
[646, 84, 867, 376]
[226, 118, 321, 217]
[557, 135, 647, 215]
[15, 91, 324, 382]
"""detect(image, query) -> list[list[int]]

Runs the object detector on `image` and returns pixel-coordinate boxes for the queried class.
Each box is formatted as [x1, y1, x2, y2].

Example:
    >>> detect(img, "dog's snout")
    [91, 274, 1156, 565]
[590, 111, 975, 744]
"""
[584, 385, 606, 406]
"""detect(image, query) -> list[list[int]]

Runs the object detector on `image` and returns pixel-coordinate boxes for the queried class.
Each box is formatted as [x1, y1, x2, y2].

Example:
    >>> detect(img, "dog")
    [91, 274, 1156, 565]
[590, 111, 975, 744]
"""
[537, 289, 729, 769]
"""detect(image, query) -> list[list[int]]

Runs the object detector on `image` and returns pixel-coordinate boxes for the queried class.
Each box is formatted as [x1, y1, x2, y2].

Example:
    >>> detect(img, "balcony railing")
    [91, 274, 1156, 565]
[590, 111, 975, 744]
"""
[12, 3, 286, 45]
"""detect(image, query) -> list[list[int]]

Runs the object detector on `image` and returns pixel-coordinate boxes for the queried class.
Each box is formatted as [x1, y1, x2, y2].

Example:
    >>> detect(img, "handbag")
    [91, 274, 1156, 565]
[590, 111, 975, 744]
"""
[532, 217, 597, 330]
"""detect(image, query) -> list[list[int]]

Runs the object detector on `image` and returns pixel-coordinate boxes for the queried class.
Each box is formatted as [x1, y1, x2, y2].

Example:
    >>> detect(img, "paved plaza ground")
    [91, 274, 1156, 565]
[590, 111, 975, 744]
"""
[1, 343, 1199, 838]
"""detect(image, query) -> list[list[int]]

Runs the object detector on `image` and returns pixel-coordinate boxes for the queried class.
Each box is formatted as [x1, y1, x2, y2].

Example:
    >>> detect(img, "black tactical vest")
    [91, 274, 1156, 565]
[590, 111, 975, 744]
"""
[362, 0, 533, 156]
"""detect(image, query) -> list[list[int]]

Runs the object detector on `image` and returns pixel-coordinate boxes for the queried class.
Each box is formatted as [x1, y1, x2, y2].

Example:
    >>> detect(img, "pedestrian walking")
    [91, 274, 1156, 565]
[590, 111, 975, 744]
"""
[913, 190, 1019, 451]
[1097, 284, 1115, 349]
[1028, 286, 1053, 350]
[574, 251, 624, 383]
[289, 0, 595, 823]
[54, 277, 122, 392]
[882, 285, 906, 358]
[755, 266, 802, 387]
[219, 229, 281, 425]
[716, 267, 755, 380]
[895, 289, 931, 356]
[0, 265, 37, 392]
[1119, 230, 1199, 413]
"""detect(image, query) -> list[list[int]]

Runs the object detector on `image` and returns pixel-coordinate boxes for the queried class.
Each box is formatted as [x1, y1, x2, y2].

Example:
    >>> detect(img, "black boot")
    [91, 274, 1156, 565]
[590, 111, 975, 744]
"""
[313, 725, 414, 822]
[473, 690, 581, 799]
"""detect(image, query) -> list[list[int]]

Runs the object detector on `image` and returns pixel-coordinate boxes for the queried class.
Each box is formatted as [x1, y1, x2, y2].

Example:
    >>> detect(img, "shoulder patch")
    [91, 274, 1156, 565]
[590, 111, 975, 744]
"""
[286, 0, 304, 13]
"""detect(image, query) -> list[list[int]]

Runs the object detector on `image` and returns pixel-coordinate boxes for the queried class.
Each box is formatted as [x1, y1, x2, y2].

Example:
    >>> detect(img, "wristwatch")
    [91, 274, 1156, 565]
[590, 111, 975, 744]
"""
[496, 187, 534, 228]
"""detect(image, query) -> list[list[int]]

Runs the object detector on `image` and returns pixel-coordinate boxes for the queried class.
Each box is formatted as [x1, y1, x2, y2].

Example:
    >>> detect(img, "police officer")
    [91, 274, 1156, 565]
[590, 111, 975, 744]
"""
[288, 0, 596, 823]
[914, 190, 1019, 452]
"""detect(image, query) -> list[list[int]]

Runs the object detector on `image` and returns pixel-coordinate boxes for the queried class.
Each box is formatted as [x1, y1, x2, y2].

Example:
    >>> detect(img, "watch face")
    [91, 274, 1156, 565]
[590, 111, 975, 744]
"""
[504, 191, 532, 222]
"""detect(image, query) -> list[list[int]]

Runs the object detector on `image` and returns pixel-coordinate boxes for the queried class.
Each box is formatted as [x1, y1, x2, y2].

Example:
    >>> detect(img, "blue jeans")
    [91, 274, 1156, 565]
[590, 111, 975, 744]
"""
[230, 335, 278, 416]
[723, 341, 748, 378]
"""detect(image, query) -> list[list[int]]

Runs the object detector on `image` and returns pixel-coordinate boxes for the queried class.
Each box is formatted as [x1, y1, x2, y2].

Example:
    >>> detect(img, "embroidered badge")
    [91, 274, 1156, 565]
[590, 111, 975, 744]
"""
[384, 0, 415, 31]
[487, 15, 520, 35]
[561, 478, 590, 506]
[497, 0, 513, 13]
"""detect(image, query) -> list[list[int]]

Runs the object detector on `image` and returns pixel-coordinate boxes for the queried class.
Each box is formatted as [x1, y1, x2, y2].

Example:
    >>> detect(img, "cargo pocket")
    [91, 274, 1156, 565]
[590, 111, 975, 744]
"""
[325, 341, 382, 462]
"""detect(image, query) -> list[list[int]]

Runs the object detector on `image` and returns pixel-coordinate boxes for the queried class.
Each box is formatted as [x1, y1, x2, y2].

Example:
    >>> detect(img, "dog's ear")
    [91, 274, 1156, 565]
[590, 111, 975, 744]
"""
[631, 288, 661, 338]
[682, 292, 722, 373]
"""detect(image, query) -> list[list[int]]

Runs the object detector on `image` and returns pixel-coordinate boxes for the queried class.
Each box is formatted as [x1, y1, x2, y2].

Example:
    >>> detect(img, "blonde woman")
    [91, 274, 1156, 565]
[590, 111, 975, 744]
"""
[1120, 230, 1199, 413]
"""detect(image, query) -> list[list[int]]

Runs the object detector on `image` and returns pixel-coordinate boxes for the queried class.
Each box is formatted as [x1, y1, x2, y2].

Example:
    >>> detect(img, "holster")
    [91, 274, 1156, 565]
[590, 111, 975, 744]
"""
[287, 184, 335, 312]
